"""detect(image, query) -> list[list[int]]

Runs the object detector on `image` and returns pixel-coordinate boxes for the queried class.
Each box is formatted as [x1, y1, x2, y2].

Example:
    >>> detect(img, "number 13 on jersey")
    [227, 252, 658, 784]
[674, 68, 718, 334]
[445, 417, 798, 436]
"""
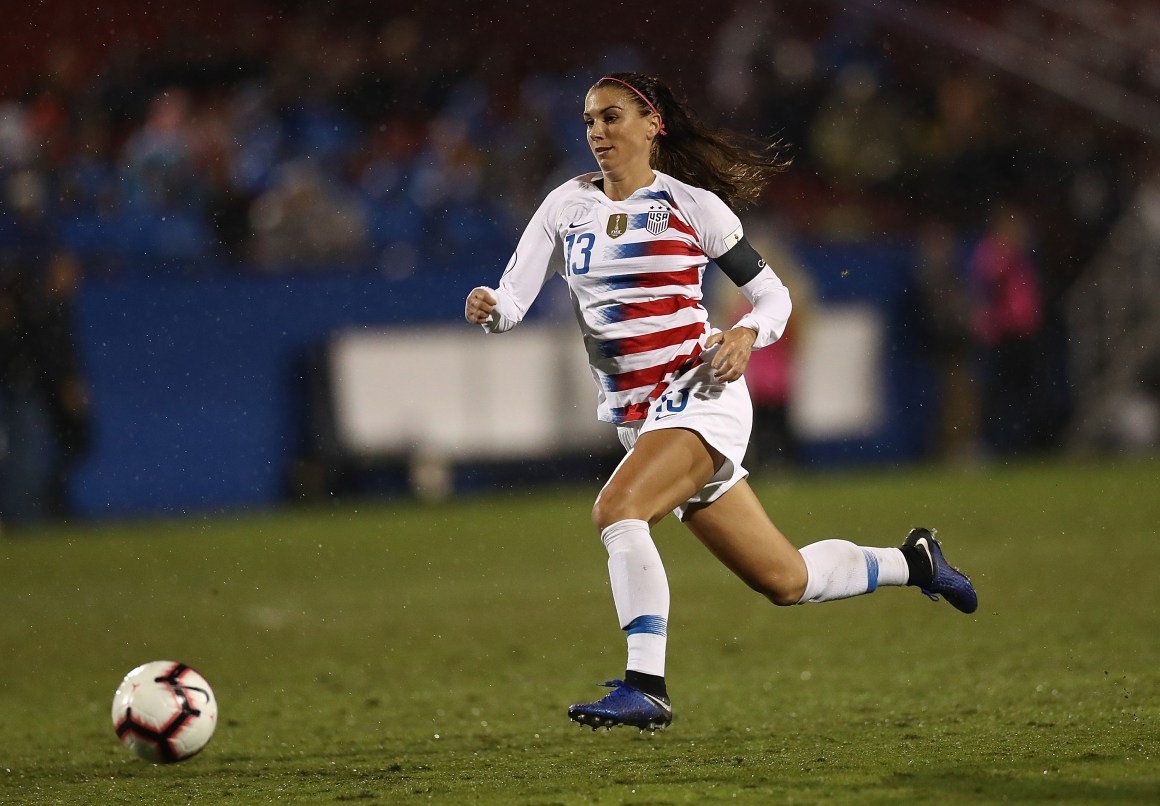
[565, 232, 595, 276]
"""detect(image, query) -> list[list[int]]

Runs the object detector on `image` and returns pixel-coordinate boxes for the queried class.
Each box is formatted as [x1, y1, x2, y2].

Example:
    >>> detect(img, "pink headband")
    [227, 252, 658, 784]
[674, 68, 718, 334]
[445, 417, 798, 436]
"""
[600, 76, 667, 135]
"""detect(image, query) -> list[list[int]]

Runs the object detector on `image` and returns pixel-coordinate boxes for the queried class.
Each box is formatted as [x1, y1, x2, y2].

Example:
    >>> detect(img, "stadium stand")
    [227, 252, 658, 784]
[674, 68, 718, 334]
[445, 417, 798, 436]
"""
[2, 1, 1157, 519]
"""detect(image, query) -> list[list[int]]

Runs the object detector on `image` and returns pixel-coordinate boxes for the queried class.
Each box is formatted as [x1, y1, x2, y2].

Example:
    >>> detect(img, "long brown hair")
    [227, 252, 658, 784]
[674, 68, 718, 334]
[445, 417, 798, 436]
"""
[593, 72, 789, 210]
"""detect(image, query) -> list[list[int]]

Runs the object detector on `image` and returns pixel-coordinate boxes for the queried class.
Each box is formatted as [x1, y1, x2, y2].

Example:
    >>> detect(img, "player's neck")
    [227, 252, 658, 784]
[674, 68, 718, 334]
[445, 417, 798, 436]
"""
[600, 167, 656, 201]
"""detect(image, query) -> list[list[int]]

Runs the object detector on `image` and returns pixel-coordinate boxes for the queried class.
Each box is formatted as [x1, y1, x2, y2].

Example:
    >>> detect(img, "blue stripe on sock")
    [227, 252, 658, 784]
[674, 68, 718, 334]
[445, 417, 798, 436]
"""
[862, 549, 879, 593]
[625, 615, 667, 637]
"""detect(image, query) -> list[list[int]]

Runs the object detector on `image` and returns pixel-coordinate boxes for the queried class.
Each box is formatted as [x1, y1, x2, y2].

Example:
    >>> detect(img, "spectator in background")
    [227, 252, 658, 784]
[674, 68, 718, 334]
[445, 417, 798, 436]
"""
[968, 203, 1044, 455]
[713, 226, 812, 471]
[912, 219, 978, 461]
[249, 160, 371, 269]
[908, 71, 1009, 231]
[121, 89, 200, 210]
[0, 170, 91, 523]
[742, 315, 798, 470]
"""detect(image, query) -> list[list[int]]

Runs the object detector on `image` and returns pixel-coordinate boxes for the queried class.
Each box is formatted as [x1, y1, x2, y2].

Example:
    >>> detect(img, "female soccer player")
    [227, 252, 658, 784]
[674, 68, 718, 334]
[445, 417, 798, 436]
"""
[464, 72, 976, 732]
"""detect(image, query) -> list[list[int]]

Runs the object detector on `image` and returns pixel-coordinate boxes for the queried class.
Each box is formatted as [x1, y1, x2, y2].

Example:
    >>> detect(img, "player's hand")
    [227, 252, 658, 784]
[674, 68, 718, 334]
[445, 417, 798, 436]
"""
[704, 326, 757, 382]
[465, 287, 498, 325]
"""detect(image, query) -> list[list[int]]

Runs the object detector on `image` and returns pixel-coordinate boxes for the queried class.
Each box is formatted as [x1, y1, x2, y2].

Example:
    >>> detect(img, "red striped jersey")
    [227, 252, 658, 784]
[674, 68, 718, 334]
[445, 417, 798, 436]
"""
[486, 171, 746, 424]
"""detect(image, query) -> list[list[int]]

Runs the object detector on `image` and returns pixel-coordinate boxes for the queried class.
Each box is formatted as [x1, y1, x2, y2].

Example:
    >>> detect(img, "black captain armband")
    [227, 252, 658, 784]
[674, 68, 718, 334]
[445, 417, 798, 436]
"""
[714, 236, 766, 287]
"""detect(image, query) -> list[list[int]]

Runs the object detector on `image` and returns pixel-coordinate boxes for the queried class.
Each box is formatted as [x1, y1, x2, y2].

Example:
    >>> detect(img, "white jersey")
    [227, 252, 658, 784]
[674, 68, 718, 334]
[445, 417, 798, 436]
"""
[484, 170, 783, 425]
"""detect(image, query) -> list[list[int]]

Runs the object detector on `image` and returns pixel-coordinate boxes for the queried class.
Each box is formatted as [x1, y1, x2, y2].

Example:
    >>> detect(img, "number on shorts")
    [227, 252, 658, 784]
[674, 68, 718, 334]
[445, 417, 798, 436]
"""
[655, 389, 689, 415]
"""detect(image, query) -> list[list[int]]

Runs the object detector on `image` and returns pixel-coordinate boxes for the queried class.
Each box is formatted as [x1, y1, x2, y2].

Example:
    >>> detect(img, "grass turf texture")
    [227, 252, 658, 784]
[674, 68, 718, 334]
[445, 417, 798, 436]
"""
[2, 457, 1158, 804]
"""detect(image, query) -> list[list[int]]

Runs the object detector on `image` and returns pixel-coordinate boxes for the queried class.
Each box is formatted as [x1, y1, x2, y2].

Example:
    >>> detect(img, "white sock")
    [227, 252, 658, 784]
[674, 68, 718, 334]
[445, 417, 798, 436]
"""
[797, 539, 910, 603]
[601, 519, 669, 677]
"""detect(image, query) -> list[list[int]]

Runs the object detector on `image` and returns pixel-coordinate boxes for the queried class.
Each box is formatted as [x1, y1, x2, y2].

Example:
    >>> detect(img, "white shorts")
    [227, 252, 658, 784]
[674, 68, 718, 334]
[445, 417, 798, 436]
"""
[615, 361, 753, 521]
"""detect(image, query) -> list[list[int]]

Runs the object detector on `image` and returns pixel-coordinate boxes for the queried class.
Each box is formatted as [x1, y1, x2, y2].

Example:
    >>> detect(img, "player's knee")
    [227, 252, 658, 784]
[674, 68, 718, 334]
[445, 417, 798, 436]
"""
[590, 496, 618, 531]
[591, 489, 639, 531]
[763, 586, 803, 607]
[750, 570, 806, 607]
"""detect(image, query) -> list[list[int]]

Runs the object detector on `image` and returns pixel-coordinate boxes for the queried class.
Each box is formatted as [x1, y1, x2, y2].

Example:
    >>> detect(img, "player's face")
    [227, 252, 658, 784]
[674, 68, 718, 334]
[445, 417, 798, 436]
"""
[583, 86, 659, 176]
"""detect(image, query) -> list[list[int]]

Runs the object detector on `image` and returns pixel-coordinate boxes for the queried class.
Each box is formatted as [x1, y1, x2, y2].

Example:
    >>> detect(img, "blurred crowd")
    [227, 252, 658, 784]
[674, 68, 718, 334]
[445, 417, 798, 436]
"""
[0, 4, 1144, 276]
[1, 2, 1155, 521]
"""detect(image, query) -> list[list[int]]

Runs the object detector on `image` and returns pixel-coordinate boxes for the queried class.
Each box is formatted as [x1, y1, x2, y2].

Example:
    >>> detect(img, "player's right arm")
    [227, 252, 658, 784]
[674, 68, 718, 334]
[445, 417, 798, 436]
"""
[464, 184, 567, 333]
[464, 286, 498, 324]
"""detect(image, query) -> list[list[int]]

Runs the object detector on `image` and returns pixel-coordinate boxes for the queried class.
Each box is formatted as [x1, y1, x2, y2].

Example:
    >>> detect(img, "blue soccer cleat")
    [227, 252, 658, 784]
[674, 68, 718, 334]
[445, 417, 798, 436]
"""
[904, 528, 978, 614]
[568, 680, 673, 732]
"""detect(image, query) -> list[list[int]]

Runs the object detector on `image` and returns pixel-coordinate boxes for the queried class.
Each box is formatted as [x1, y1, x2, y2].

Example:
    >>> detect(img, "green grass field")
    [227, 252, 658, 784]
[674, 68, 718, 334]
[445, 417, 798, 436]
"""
[2, 457, 1159, 804]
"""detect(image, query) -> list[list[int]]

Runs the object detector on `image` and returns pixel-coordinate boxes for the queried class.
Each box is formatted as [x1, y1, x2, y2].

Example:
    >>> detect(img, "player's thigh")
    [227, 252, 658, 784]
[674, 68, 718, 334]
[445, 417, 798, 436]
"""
[683, 479, 807, 605]
[594, 427, 721, 528]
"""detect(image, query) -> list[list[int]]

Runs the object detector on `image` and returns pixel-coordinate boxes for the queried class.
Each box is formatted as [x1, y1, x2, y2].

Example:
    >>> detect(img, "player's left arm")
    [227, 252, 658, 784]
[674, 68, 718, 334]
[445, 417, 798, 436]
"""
[704, 235, 793, 382]
[715, 235, 792, 349]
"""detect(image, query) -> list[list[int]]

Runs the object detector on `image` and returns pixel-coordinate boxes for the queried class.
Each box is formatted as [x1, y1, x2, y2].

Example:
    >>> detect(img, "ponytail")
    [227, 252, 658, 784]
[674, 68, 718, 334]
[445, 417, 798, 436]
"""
[593, 72, 789, 210]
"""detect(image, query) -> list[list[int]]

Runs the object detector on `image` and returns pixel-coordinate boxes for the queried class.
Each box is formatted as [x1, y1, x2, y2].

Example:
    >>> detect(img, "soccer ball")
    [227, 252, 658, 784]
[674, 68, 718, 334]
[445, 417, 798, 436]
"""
[112, 661, 218, 763]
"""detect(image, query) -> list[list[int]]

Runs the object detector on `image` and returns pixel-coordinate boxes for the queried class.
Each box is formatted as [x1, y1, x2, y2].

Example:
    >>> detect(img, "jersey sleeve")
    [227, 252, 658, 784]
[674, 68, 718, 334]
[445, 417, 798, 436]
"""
[685, 187, 744, 260]
[482, 187, 565, 333]
[734, 266, 792, 350]
[680, 185, 790, 349]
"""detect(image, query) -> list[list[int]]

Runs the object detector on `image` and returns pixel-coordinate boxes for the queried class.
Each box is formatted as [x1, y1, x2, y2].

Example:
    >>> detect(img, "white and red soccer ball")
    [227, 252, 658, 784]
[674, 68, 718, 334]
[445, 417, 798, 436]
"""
[112, 661, 217, 763]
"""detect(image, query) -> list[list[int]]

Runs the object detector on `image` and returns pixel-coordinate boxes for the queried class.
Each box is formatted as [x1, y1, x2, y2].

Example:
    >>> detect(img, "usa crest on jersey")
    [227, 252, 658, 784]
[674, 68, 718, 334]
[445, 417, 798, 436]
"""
[646, 210, 670, 235]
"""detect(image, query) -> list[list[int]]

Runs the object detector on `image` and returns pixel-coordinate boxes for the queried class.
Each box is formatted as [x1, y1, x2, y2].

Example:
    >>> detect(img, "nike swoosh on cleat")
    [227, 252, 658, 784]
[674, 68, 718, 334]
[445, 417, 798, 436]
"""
[640, 691, 673, 718]
[914, 536, 933, 567]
